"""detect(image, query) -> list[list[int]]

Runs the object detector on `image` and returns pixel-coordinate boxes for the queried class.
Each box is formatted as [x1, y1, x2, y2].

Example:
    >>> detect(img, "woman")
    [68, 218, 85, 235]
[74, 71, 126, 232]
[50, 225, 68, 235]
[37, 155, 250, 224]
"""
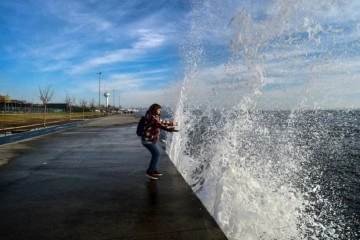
[141, 103, 178, 180]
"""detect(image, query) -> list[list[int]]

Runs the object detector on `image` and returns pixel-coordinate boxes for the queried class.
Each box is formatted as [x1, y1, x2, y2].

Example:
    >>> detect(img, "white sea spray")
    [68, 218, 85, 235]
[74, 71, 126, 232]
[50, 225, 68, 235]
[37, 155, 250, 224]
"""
[167, 0, 357, 239]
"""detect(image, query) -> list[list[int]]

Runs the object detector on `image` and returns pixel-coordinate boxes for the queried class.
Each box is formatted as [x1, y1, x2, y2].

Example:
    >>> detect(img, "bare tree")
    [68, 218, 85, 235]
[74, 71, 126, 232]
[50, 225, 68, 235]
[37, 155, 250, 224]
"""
[72, 97, 76, 108]
[39, 85, 54, 127]
[79, 98, 87, 119]
[89, 98, 96, 118]
[65, 95, 72, 121]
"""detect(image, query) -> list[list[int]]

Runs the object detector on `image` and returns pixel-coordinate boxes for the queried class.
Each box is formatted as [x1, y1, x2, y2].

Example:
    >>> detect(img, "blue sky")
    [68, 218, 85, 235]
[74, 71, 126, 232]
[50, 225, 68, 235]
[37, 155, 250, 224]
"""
[1, 0, 190, 108]
[1, 0, 359, 109]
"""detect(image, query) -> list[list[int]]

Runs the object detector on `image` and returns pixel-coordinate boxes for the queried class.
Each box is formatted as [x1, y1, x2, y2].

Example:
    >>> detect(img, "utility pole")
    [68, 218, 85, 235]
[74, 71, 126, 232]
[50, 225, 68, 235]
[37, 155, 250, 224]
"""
[112, 90, 115, 110]
[97, 72, 101, 116]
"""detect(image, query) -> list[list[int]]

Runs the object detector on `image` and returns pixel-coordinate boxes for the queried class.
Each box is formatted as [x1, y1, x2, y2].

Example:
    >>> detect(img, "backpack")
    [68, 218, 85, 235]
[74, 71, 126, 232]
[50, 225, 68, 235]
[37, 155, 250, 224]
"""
[136, 116, 145, 136]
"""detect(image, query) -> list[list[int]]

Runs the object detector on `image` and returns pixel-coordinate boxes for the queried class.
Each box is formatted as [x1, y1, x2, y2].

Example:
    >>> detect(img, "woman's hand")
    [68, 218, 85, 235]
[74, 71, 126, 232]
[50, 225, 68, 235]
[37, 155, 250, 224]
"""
[172, 121, 178, 126]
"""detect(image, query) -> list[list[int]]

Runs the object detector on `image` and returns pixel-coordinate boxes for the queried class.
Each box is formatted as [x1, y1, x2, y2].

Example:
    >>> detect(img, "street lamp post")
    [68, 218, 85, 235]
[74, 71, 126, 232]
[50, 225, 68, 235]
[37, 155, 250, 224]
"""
[97, 72, 101, 116]
[112, 90, 115, 110]
[118, 94, 121, 109]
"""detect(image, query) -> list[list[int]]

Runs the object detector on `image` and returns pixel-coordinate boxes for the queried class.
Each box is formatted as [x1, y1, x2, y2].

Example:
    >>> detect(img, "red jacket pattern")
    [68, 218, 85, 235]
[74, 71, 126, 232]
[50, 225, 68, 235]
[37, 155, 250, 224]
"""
[142, 113, 174, 142]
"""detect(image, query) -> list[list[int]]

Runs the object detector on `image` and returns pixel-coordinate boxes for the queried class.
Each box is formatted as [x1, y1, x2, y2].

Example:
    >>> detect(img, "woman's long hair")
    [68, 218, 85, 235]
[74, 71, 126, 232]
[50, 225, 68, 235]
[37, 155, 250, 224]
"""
[148, 103, 161, 115]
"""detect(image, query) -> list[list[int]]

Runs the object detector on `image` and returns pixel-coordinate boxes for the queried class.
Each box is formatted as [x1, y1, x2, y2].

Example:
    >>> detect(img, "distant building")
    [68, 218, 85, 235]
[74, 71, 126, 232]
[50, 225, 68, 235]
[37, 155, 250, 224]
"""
[0, 97, 88, 113]
[0, 96, 68, 113]
[0, 95, 13, 112]
[0, 95, 11, 104]
[46, 103, 67, 112]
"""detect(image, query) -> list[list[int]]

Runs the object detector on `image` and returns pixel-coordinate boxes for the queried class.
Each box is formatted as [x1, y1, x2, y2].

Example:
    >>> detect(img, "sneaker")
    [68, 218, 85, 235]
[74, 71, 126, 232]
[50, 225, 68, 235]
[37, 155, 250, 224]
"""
[145, 171, 158, 180]
[153, 171, 162, 177]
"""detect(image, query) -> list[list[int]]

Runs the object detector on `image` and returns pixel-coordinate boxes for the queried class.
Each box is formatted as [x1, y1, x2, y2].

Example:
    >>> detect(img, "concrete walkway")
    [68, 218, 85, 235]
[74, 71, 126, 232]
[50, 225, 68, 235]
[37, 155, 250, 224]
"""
[0, 115, 227, 240]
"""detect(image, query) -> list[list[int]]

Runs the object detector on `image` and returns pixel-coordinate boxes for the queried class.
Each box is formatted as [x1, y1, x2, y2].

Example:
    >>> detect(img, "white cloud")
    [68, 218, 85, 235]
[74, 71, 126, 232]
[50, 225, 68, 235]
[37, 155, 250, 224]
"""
[69, 49, 139, 74]
[132, 29, 166, 49]
[1, 0, 359, 110]
[69, 28, 168, 74]
[118, 87, 180, 108]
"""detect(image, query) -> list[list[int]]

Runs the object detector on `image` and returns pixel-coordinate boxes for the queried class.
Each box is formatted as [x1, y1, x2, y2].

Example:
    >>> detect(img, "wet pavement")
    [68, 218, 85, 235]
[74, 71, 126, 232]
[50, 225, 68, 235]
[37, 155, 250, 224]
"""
[0, 115, 227, 240]
[0, 120, 93, 145]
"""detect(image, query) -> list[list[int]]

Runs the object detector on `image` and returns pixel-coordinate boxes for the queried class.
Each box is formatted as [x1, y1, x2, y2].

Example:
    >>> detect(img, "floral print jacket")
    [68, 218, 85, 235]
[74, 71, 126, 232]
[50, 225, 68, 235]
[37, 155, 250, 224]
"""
[142, 113, 175, 142]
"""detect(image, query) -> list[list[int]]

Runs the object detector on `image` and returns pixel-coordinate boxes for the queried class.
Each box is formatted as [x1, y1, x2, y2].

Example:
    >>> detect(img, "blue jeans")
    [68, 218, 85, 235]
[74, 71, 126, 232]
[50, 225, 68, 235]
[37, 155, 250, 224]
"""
[142, 140, 161, 172]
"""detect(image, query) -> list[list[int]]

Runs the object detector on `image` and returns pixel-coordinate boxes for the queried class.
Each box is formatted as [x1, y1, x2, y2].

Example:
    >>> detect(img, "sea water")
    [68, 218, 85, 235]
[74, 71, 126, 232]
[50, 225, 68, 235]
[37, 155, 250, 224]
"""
[166, 1, 359, 239]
